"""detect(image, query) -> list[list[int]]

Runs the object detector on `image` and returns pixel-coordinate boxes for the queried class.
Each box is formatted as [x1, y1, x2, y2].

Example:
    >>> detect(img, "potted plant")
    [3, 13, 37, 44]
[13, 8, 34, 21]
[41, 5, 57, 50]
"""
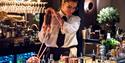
[101, 38, 120, 53]
[97, 6, 119, 24]
[97, 6, 119, 38]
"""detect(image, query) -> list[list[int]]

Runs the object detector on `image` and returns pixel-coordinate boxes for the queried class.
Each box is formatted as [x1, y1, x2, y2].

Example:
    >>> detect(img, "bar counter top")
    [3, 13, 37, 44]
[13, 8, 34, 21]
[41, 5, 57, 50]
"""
[83, 56, 117, 63]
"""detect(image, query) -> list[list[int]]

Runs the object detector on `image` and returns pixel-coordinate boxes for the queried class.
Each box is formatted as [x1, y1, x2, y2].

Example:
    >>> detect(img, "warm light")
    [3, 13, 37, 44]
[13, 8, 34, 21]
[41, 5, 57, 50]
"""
[0, 29, 2, 33]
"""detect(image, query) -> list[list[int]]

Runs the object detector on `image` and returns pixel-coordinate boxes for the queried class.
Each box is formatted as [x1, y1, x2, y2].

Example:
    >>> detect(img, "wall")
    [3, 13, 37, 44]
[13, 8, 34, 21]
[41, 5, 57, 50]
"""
[112, 0, 125, 30]
[96, 0, 111, 12]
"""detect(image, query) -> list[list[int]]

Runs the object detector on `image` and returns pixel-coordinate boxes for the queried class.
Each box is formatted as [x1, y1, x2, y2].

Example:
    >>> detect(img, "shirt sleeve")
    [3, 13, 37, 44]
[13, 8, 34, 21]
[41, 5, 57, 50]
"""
[62, 16, 81, 33]
[38, 20, 49, 43]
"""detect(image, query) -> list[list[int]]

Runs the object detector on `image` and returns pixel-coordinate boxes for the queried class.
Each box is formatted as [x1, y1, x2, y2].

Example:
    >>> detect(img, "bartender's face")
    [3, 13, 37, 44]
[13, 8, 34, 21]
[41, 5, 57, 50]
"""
[61, 1, 77, 16]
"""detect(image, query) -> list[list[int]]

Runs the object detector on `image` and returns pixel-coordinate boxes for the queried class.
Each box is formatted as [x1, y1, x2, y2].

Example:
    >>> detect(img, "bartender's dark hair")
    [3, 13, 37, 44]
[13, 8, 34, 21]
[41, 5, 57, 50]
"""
[63, 0, 78, 3]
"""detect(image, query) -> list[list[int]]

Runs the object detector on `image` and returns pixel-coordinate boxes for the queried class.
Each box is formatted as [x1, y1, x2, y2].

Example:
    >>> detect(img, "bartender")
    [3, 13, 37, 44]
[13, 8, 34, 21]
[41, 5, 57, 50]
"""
[38, 0, 81, 62]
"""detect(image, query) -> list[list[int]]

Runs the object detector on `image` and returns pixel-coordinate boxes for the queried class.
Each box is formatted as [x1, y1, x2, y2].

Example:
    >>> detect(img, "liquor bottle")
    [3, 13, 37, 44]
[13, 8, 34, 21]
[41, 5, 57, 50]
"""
[106, 33, 111, 39]
[99, 45, 105, 63]
[48, 54, 54, 63]
[92, 50, 96, 61]
[78, 53, 83, 63]
[41, 55, 46, 63]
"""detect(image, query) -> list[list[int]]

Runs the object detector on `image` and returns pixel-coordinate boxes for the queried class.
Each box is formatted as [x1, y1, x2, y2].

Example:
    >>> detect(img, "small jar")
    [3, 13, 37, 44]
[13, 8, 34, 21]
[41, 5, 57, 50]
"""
[60, 56, 69, 63]
[69, 57, 78, 63]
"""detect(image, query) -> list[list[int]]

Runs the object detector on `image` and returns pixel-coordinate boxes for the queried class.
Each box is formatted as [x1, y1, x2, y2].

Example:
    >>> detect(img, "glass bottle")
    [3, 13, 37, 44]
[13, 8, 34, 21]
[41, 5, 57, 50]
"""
[78, 53, 83, 63]
[41, 55, 46, 63]
[48, 54, 54, 63]
[107, 33, 111, 39]
[92, 50, 96, 61]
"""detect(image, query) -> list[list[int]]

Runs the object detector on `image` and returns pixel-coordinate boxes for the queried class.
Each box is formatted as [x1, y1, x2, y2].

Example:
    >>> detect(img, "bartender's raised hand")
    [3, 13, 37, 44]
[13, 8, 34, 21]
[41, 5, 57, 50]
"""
[45, 7, 56, 15]
[45, 7, 64, 26]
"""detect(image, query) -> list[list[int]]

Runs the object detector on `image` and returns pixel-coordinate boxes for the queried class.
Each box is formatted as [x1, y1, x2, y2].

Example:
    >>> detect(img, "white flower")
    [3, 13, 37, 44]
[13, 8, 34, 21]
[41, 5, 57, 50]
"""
[97, 6, 119, 24]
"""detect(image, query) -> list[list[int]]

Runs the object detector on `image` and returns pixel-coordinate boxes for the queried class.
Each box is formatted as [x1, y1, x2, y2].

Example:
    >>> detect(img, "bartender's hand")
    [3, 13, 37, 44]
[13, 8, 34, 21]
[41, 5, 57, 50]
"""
[45, 8, 64, 26]
[45, 8, 55, 14]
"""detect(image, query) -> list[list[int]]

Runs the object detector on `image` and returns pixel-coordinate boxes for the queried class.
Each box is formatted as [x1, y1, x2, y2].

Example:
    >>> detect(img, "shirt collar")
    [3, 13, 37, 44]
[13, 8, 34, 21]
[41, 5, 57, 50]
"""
[58, 10, 65, 17]
[58, 10, 69, 19]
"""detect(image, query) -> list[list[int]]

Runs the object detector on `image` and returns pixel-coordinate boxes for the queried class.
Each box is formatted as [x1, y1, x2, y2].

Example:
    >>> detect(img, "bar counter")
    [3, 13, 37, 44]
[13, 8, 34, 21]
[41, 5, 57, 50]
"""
[0, 37, 41, 56]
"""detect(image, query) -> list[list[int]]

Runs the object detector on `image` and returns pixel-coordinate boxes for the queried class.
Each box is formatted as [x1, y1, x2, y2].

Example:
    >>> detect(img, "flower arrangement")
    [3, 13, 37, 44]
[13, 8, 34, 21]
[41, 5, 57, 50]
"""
[101, 38, 120, 49]
[97, 6, 119, 24]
